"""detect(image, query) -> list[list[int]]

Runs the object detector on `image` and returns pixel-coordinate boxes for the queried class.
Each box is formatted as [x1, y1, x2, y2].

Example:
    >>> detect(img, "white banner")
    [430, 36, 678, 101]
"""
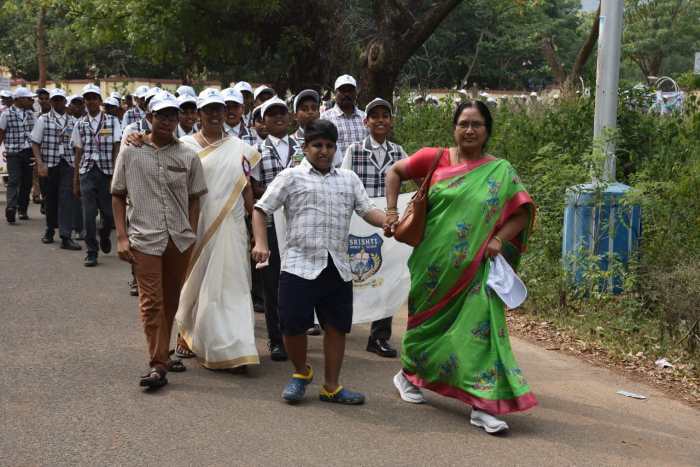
[274, 193, 414, 324]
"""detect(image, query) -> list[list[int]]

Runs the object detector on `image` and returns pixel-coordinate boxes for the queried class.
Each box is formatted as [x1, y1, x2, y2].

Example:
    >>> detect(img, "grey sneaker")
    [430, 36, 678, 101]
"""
[470, 409, 509, 434]
[393, 370, 425, 404]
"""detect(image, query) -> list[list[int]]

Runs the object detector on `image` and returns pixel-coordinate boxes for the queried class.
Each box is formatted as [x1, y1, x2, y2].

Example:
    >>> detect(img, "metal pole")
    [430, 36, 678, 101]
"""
[593, 0, 624, 182]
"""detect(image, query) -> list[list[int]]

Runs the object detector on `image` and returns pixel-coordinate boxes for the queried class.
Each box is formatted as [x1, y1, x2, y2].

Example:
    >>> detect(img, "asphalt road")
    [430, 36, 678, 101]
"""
[1, 201, 699, 467]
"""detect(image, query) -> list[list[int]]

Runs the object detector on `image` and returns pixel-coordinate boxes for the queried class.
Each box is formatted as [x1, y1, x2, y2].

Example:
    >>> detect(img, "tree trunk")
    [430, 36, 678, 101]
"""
[36, 5, 48, 87]
[358, 0, 465, 105]
[461, 30, 485, 89]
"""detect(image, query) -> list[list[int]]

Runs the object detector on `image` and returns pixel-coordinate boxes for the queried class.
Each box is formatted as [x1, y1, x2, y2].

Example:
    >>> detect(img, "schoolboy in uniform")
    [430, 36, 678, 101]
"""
[30, 88, 82, 250]
[103, 96, 121, 118]
[0, 87, 36, 223]
[34, 88, 52, 208]
[112, 92, 207, 390]
[121, 87, 161, 143]
[0, 90, 13, 113]
[35, 88, 51, 115]
[291, 89, 320, 146]
[245, 104, 266, 148]
[221, 88, 251, 139]
[252, 119, 386, 404]
[341, 97, 407, 358]
[71, 84, 122, 267]
[234, 81, 254, 127]
[176, 94, 198, 138]
[68, 95, 86, 238]
[250, 97, 303, 361]
[121, 85, 149, 127]
[253, 85, 275, 109]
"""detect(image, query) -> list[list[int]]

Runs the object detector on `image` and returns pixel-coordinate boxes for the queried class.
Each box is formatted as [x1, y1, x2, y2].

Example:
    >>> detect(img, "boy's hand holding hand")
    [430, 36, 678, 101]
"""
[251, 243, 270, 266]
[383, 208, 399, 237]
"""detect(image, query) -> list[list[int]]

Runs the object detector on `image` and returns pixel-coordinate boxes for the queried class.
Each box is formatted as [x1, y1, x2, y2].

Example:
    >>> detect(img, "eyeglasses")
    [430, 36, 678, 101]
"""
[456, 120, 485, 130]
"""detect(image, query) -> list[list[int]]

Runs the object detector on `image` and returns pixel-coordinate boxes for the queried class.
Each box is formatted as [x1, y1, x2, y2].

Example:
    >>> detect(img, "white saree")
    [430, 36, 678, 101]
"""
[175, 135, 261, 369]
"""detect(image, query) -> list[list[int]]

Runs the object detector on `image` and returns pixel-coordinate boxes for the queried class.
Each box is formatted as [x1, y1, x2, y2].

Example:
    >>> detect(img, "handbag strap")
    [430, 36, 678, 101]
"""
[417, 147, 444, 196]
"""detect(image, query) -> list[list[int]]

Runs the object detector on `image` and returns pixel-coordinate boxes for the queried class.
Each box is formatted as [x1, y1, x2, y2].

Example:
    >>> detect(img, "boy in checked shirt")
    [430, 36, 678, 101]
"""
[252, 119, 386, 405]
[341, 97, 407, 359]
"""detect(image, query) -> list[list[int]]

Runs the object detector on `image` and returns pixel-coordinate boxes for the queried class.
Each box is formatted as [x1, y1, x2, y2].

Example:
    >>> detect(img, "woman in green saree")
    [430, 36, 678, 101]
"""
[384, 101, 536, 434]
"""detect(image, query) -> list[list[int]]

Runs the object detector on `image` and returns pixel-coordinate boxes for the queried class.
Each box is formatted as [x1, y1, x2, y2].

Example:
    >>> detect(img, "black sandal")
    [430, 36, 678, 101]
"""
[168, 359, 187, 373]
[140, 368, 168, 389]
[174, 343, 195, 359]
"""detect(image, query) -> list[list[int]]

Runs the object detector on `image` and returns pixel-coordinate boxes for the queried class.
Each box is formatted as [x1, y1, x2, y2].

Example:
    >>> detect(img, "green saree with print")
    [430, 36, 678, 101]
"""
[402, 155, 537, 414]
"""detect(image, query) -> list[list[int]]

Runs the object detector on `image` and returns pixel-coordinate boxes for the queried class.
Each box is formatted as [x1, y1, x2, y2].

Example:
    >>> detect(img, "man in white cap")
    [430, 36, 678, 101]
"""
[30, 88, 82, 250]
[0, 87, 36, 223]
[233, 81, 254, 127]
[253, 85, 276, 109]
[250, 97, 304, 362]
[71, 83, 122, 266]
[122, 85, 149, 127]
[112, 91, 207, 389]
[320, 74, 367, 166]
[221, 87, 253, 140]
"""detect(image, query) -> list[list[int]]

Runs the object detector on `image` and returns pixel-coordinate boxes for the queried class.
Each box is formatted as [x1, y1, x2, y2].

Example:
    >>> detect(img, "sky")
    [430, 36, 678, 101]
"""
[581, 0, 598, 11]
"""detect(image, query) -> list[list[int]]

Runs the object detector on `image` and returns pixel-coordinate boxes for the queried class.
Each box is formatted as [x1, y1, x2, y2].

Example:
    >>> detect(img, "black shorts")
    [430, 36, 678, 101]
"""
[277, 256, 353, 336]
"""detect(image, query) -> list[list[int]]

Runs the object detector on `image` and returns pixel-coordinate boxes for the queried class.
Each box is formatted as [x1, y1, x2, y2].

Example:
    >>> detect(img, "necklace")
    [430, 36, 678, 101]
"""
[200, 129, 224, 148]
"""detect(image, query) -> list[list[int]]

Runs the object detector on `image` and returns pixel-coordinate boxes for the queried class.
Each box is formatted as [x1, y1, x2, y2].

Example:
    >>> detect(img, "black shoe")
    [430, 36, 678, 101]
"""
[41, 229, 54, 244]
[40, 203, 46, 215]
[6, 208, 16, 224]
[366, 338, 398, 358]
[270, 342, 288, 361]
[84, 252, 98, 267]
[99, 234, 112, 254]
[60, 237, 82, 251]
[129, 278, 139, 296]
[18, 211, 29, 220]
[74, 230, 86, 241]
[306, 324, 322, 336]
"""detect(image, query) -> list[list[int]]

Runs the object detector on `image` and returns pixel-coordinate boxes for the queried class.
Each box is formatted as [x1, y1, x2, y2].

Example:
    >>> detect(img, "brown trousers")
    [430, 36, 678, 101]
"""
[132, 239, 192, 372]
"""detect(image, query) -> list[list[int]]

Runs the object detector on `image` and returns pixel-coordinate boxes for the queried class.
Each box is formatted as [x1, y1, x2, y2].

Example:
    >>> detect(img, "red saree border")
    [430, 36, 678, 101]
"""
[403, 370, 538, 414]
[407, 191, 535, 330]
[429, 154, 497, 186]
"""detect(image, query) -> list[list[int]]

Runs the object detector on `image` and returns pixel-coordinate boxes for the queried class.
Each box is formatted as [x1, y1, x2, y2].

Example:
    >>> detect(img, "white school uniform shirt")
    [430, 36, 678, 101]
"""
[70, 112, 122, 148]
[250, 134, 291, 180]
[341, 135, 388, 170]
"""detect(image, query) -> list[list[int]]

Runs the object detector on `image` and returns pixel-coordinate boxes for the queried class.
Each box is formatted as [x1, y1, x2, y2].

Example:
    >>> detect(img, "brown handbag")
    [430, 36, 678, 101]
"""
[393, 148, 444, 247]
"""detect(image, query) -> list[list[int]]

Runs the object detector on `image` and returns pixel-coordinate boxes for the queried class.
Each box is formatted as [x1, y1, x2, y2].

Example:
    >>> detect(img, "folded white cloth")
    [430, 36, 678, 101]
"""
[486, 254, 527, 309]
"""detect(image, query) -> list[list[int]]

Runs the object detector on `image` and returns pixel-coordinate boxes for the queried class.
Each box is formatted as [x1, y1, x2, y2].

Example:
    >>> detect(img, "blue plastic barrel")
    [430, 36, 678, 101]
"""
[562, 182, 641, 293]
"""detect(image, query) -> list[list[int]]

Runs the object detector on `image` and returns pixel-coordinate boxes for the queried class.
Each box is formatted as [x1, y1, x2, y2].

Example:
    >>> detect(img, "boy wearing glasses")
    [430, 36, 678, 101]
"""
[111, 92, 207, 389]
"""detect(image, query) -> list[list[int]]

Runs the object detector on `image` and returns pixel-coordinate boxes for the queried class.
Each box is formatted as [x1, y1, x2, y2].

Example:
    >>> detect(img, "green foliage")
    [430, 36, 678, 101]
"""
[392, 91, 700, 364]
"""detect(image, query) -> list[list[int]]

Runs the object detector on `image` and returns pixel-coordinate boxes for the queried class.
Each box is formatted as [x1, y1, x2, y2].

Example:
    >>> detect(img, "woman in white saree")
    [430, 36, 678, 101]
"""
[175, 88, 261, 372]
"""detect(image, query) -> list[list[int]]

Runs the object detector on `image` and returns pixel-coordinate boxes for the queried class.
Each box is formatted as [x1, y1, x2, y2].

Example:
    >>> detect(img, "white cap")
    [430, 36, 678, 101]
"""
[0, 90, 12, 98]
[221, 87, 244, 104]
[233, 81, 253, 95]
[69, 95, 83, 103]
[133, 85, 149, 98]
[364, 97, 392, 115]
[104, 97, 120, 107]
[530, 91, 537, 97]
[177, 94, 197, 108]
[197, 88, 226, 109]
[253, 85, 275, 101]
[334, 74, 357, 90]
[145, 87, 162, 102]
[150, 91, 180, 113]
[486, 255, 528, 309]
[13, 87, 36, 99]
[81, 84, 102, 98]
[110, 91, 122, 100]
[293, 89, 319, 113]
[261, 97, 288, 118]
[252, 103, 265, 121]
[49, 88, 67, 100]
[176, 85, 196, 98]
